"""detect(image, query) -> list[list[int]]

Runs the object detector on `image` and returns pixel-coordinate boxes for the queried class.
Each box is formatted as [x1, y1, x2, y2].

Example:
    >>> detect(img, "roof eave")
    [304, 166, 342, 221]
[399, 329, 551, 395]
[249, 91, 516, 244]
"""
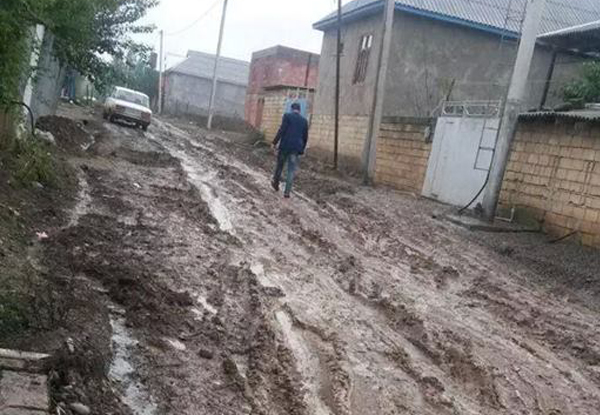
[313, 0, 384, 31]
[313, 1, 519, 39]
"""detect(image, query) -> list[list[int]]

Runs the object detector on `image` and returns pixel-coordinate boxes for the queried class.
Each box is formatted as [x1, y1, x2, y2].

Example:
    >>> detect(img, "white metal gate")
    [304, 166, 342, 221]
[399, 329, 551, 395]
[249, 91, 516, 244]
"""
[422, 101, 501, 207]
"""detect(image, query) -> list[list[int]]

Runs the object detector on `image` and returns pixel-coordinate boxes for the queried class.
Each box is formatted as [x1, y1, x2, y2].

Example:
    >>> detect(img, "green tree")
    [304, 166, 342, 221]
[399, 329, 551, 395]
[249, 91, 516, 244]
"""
[0, 0, 158, 104]
[563, 61, 600, 104]
[107, 49, 159, 104]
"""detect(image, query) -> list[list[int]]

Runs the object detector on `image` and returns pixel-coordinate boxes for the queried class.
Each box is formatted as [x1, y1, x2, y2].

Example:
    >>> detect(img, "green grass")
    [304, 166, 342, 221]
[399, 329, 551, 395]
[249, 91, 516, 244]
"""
[0, 130, 57, 188]
[0, 289, 30, 338]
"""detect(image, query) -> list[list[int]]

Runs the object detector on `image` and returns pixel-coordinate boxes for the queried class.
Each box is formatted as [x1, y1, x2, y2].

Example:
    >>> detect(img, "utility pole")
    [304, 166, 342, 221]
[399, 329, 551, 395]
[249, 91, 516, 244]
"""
[207, 0, 229, 130]
[334, 0, 342, 170]
[482, 0, 547, 220]
[362, 0, 395, 183]
[158, 29, 164, 114]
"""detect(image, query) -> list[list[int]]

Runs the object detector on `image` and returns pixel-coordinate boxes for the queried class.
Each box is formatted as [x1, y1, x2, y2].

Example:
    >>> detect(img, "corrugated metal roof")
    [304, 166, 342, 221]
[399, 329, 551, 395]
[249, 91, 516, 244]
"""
[167, 51, 250, 86]
[540, 19, 600, 38]
[537, 19, 600, 54]
[520, 110, 600, 122]
[314, 0, 600, 36]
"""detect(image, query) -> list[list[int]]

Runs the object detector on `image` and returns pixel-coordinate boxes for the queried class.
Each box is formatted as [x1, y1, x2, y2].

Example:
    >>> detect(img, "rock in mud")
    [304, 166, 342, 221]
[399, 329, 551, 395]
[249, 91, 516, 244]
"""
[69, 402, 91, 415]
[198, 348, 214, 359]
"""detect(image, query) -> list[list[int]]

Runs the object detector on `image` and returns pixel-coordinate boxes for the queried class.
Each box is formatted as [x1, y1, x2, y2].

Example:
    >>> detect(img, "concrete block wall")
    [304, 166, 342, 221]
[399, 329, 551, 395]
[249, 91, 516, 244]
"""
[260, 95, 288, 142]
[500, 118, 600, 247]
[246, 46, 319, 127]
[375, 117, 433, 193]
[309, 115, 370, 169]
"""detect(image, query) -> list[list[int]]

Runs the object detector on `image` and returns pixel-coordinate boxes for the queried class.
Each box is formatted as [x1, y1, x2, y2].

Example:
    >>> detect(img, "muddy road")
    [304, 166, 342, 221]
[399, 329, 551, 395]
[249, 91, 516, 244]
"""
[47, 108, 600, 415]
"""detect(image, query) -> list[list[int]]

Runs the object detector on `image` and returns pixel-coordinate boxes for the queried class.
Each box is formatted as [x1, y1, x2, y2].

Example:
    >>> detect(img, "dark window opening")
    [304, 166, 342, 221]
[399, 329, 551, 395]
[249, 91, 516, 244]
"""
[353, 34, 373, 84]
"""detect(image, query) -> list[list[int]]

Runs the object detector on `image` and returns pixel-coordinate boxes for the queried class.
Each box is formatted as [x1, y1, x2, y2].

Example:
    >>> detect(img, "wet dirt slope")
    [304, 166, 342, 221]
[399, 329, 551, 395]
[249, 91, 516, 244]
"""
[50, 108, 600, 415]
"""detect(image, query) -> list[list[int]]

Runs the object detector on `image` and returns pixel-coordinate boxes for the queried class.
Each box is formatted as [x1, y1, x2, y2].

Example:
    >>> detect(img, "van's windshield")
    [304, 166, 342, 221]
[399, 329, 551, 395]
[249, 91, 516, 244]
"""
[113, 89, 150, 108]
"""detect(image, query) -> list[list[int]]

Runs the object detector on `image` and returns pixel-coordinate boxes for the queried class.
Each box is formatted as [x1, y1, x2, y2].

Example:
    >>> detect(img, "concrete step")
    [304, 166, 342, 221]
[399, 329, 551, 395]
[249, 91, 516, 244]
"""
[0, 349, 50, 415]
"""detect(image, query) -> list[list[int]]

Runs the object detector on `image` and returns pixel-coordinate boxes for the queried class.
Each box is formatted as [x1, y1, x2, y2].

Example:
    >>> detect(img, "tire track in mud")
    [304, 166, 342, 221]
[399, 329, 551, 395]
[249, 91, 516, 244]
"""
[150, 118, 600, 415]
[151, 121, 487, 414]
[151, 120, 479, 415]
[151, 121, 359, 415]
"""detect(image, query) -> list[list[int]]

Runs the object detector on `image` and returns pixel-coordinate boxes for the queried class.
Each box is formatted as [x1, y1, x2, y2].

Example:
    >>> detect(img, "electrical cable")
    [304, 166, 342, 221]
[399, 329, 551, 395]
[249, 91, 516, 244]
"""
[3, 101, 36, 136]
[164, 0, 221, 37]
[456, 0, 525, 215]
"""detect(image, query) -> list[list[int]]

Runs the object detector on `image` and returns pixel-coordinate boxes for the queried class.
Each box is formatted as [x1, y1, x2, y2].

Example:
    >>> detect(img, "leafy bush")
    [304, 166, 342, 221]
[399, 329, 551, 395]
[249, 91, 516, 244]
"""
[562, 62, 600, 103]
[12, 134, 56, 186]
[0, 126, 56, 187]
[0, 290, 30, 338]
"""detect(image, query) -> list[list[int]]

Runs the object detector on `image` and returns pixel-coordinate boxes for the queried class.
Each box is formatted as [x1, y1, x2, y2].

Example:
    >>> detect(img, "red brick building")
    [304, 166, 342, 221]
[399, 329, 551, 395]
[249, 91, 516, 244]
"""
[245, 46, 319, 132]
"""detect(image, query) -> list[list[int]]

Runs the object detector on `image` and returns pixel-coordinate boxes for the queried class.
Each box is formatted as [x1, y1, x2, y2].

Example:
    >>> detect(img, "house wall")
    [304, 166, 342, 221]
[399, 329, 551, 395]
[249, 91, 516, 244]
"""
[309, 115, 370, 169]
[164, 72, 246, 118]
[375, 117, 433, 193]
[260, 93, 288, 142]
[310, 10, 587, 163]
[500, 118, 600, 248]
[25, 30, 64, 122]
[310, 13, 383, 168]
[245, 46, 319, 127]
[385, 12, 585, 117]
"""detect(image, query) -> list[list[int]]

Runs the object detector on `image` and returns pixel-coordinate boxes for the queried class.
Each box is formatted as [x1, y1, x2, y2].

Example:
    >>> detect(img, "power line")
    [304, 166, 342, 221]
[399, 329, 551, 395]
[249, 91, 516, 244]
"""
[164, 0, 222, 37]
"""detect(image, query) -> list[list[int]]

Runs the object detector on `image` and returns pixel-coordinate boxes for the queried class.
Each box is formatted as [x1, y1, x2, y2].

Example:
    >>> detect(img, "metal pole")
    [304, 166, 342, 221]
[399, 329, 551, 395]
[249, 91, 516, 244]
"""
[334, 0, 342, 169]
[539, 48, 557, 110]
[482, 0, 547, 220]
[158, 29, 164, 114]
[207, 0, 229, 130]
[362, 0, 395, 183]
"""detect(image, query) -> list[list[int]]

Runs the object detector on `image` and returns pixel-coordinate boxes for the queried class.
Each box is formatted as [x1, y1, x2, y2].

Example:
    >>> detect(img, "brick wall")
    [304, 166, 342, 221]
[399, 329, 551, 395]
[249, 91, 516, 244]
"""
[260, 94, 287, 141]
[374, 117, 434, 193]
[309, 115, 370, 169]
[500, 118, 600, 247]
[245, 46, 319, 127]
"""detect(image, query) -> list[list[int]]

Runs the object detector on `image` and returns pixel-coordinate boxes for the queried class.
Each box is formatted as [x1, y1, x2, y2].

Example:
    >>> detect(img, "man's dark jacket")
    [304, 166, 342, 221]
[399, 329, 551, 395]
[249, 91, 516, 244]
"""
[273, 112, 309, 154]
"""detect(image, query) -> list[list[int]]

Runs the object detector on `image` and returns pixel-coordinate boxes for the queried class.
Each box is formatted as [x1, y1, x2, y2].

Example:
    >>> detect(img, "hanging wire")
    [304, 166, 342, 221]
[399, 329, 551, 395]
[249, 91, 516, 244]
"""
[164, 0, 222, 37]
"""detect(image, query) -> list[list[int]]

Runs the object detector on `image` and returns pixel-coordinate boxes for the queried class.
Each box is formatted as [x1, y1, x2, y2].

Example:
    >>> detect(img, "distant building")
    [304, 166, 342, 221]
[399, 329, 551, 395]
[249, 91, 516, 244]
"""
[163, 50, 250, 118]
[245, 46, 319, 139]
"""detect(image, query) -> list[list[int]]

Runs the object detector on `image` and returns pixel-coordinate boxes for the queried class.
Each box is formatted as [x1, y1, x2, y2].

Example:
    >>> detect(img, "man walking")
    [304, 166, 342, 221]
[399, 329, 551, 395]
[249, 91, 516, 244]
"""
[271, 102, 309, 198]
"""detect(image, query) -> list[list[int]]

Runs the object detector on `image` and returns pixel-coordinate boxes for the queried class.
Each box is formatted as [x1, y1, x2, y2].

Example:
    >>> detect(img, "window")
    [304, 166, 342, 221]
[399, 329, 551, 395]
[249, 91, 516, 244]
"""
[353, 34, 373, 84]
[113, 88, 150, 108]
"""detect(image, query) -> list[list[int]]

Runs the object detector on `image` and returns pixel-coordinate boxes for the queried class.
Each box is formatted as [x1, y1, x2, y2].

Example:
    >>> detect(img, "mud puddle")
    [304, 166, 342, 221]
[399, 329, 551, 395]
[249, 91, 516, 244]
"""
[109, 308, 158, 415]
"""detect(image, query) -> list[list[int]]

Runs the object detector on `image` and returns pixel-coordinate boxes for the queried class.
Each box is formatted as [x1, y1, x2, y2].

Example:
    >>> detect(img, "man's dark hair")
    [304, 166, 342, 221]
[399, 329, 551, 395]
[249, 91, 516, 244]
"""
[291, 102, 301, 111]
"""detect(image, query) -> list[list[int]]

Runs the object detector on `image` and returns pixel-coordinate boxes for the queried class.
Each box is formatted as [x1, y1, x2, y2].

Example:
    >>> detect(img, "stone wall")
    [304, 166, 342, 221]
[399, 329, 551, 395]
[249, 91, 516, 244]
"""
[374, 117, 433, 193]
[500, 117, 600, 247]
[309, 115, 370, 169]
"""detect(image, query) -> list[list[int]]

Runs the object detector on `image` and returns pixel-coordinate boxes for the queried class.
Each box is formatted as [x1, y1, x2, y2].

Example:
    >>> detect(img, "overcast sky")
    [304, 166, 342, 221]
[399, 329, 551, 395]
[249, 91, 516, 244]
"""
[139, 0, 345, 67]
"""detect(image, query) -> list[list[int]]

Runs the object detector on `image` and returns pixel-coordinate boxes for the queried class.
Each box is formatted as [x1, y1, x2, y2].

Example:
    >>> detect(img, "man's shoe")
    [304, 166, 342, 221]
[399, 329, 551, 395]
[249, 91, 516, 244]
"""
[283, 193, 290, 199]
[271, 180, 280, 192]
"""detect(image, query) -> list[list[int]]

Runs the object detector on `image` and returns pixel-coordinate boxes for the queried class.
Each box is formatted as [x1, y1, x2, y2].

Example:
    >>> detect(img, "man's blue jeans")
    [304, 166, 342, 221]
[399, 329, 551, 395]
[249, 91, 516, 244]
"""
[273, 151, 299, 195]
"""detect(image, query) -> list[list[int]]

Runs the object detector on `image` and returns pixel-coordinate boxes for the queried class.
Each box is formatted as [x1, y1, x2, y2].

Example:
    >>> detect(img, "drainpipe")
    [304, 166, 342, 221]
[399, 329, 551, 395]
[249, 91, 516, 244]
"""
[539, 48, 557, 110]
